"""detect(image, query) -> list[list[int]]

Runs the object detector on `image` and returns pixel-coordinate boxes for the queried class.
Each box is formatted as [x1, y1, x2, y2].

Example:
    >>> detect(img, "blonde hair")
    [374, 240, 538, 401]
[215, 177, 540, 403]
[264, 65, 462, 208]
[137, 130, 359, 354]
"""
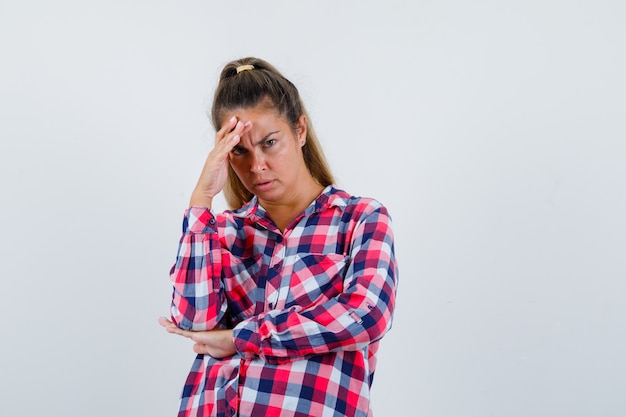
[211, 57, 335, 209]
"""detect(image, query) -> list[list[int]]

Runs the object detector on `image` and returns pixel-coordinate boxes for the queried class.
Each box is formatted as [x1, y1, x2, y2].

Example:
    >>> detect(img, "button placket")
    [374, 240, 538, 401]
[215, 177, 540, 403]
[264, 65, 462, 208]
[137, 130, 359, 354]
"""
[266, 239, 286, 309]
[270, 243, 285, 271]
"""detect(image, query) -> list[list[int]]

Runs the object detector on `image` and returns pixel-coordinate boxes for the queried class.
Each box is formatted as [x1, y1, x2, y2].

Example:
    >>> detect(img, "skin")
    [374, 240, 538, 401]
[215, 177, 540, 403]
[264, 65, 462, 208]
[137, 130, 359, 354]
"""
[158, 317, 236, 357]
[160, 102, 325, 358]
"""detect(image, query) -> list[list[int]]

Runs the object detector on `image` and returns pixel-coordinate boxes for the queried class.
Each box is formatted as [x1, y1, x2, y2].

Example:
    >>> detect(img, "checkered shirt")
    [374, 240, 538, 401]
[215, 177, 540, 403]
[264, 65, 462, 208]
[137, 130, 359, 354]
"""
[169, 186, 398, 417]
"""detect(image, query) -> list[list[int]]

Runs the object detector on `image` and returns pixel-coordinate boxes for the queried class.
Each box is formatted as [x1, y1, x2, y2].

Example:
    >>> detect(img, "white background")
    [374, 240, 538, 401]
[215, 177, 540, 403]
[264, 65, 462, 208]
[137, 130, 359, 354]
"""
[1, 1, 625, 416]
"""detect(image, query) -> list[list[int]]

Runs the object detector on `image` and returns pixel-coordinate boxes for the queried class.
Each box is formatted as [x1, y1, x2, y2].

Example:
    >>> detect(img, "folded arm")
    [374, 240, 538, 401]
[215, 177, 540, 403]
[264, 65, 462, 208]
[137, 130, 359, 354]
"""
[169, 207, 229, 331]
[233, 204, 398, 364]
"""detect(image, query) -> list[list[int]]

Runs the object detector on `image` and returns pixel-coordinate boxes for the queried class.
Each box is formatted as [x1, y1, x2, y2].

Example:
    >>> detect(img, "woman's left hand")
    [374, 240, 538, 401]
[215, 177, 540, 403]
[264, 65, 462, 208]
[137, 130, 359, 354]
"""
[158, 317, 237, 358]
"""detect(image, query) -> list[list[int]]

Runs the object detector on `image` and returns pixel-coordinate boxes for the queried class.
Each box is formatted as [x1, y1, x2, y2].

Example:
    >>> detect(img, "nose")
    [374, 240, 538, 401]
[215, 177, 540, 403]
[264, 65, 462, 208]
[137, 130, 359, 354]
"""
[249, 149, 266, 173]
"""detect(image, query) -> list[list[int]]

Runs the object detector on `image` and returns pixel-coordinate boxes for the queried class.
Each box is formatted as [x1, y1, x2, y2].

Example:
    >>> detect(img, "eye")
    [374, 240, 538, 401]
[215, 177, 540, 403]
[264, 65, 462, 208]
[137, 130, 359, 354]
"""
[231, 145, 246, 155]
[263, 139, 276, 148]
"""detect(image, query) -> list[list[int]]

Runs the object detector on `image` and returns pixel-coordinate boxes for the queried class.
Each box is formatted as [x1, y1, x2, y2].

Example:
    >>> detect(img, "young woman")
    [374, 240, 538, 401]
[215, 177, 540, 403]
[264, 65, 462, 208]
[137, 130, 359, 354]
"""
[159, 57, 398, 417]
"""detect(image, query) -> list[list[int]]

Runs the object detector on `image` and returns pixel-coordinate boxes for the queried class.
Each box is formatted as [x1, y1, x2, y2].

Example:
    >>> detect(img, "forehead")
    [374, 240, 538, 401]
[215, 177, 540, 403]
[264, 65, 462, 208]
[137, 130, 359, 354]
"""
[220, 105, 287, 128]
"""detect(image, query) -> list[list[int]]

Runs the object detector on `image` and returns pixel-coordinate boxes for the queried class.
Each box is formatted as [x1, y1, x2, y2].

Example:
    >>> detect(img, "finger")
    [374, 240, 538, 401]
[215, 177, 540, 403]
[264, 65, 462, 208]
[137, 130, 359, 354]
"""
[158, 316, 173, 328]
[214, 123, 243, 156]
[215, 122, 246, 156]
[193, 343, 210, 355]
[170, 328, 194, 338]
[220, 121, 252, 156]
[225, 121, 244, 144]
[158, 317, 194, 339]
[217, 116, 238, 136]
[219, 119, 253, 147]
[215, 117, 241, 144]
[241, 121, 253, 134]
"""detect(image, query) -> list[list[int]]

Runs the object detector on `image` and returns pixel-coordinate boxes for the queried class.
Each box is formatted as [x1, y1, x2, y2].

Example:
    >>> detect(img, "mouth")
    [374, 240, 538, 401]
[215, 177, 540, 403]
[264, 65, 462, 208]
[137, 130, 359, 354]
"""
[253, 179, 274, 191]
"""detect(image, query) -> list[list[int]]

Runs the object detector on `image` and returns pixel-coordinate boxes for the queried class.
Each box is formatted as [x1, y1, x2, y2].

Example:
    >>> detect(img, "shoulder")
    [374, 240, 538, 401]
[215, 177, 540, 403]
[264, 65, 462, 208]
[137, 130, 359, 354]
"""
[213, 197, 258, 222]
[327, 186, 392, 221]
[194, 199, 257, 236]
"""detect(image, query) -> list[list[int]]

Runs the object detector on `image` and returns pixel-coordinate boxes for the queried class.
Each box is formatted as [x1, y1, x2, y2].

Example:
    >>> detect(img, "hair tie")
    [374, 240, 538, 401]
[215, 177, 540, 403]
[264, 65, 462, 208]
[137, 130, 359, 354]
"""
[236, 64, 255, 74]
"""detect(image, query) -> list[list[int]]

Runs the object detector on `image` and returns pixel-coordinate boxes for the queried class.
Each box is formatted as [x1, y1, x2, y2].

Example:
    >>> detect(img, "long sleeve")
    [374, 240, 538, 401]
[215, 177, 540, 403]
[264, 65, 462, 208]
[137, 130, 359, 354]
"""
[232, 203, 398, 364]
[169, 187, 398, 417]
[169, 206, 229, 331]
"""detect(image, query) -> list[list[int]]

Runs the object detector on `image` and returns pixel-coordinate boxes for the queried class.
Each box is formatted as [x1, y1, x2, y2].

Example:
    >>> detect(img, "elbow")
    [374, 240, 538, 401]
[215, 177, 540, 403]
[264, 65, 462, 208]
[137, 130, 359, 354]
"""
[362, 301, 395, 343]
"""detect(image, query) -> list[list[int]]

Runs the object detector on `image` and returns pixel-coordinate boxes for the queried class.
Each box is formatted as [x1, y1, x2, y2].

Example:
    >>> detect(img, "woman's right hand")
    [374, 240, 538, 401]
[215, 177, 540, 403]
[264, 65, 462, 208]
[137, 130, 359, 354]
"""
[190, 116, 252, 207]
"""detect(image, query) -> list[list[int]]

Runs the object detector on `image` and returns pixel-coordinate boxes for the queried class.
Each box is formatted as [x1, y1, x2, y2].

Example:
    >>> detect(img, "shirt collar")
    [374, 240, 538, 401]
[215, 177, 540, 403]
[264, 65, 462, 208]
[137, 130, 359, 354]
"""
[230, 185, 349, 221]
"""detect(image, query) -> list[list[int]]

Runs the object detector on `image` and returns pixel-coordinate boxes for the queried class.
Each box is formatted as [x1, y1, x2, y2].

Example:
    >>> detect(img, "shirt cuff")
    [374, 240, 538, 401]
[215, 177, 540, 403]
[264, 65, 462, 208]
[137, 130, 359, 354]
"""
[233, 318, 261, 360]
[184, 206, 217, 234]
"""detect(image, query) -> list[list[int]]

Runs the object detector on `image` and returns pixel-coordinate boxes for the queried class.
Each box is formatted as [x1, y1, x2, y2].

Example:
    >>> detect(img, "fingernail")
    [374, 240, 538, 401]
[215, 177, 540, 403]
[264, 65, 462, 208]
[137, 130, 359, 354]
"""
[244, 121, 252, 127]
[230, 116, 237, 123]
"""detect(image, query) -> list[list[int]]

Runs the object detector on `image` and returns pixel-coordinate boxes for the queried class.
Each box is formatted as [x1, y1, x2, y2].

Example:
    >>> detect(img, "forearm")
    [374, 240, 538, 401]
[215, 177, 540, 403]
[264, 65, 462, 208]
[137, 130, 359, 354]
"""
[189, 189, 214, 209]
[234, 269, 396, 363]
[233, 205, 398, 363]
[170, 207, 229, 331]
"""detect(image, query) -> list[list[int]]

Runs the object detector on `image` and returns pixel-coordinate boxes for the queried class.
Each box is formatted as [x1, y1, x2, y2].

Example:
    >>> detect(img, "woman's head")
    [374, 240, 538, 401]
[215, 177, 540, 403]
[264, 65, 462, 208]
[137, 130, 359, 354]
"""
[211, 57, 334, 209]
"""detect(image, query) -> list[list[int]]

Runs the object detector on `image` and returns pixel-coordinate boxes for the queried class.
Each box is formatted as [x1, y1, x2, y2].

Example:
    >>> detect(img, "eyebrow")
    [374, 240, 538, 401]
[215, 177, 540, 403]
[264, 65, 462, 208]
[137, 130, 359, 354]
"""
[253, 130, 280, 146]
[232, 130, 281, 153]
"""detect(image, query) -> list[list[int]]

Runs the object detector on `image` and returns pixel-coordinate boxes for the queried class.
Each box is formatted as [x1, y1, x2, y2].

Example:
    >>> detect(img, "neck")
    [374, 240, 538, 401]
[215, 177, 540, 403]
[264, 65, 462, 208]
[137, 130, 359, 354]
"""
[260, 177, 325, 232]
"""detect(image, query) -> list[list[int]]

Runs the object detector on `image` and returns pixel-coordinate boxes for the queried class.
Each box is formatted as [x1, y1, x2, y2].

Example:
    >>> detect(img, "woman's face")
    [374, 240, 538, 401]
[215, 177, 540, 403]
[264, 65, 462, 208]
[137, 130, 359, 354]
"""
[223, 105, 309, 206]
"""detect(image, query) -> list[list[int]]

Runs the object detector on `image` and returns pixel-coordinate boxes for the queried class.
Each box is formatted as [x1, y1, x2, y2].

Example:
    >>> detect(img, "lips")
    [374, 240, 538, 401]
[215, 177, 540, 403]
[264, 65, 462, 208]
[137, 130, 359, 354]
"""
[253, 179, 274, 191]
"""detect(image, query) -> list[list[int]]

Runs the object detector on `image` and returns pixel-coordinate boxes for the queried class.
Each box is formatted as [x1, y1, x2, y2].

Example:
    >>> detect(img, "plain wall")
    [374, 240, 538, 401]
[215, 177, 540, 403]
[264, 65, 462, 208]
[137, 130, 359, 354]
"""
[1, 1, 625, 416]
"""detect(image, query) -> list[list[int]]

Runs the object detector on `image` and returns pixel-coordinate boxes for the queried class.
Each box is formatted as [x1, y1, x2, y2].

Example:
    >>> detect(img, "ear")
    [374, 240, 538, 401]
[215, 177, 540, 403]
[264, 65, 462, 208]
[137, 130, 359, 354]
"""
[296, 115, 307, 147]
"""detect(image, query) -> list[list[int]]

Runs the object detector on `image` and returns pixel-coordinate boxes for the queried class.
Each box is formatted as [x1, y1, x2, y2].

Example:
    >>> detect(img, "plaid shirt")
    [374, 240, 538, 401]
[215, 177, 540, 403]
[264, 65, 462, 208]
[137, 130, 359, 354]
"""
[169, 186, 398, 417]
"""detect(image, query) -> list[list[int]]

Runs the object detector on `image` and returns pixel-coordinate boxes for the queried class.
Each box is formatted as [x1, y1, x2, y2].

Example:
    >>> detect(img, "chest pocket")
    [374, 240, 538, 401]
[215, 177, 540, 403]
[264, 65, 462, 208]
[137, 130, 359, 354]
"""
[285, 253, 349, 309]
[223, 252, 264, 321]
